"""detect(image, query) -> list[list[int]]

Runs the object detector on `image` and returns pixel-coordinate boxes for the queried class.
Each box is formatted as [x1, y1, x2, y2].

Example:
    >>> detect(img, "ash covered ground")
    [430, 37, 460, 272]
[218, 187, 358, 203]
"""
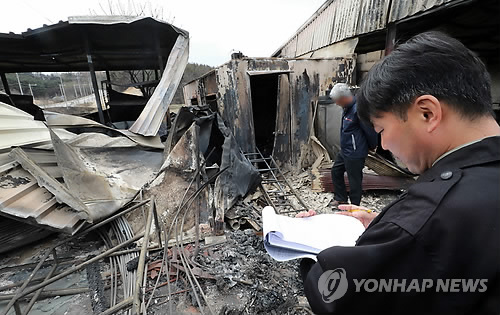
[146, 188, 400, 315]
[148, 228, 307, 315]
[0, 169, 401, 315]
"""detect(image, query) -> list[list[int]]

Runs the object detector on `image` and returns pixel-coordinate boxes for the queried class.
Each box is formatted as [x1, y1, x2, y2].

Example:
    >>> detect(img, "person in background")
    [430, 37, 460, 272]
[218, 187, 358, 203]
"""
[329, 83, 378, 207]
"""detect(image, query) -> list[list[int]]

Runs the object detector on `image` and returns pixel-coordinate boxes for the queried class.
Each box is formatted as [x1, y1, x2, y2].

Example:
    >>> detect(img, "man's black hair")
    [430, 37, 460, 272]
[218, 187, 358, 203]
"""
[357, 31, 494, 125]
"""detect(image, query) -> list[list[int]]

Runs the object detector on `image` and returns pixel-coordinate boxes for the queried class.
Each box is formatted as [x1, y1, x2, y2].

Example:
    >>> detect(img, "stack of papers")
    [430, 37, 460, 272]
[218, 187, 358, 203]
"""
[262, 206, 365, 261]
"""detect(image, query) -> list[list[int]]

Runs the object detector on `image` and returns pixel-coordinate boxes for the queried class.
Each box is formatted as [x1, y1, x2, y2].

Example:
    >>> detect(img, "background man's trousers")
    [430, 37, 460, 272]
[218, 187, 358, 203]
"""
[331, 153, 365, 206]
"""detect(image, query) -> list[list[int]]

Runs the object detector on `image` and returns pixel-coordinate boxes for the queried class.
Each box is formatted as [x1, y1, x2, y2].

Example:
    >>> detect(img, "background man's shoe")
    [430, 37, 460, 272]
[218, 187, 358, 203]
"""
[328, 200, 346, 208]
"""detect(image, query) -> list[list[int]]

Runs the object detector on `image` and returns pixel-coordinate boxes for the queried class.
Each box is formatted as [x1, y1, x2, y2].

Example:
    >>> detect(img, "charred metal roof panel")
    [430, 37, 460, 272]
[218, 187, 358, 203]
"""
[0, 15, 188, 72]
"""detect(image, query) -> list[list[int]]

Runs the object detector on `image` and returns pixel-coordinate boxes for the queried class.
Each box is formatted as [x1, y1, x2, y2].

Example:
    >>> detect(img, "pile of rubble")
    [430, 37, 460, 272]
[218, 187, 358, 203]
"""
[0, 99, 405, 314]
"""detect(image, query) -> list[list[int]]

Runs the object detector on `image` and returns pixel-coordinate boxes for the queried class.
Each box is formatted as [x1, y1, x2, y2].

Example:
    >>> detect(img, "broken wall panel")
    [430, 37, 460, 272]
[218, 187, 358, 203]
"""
[215, 60, 255, 153]
[139, 106, 260, 237]
[214, 58, 291, 155]
[272, 74, 292, 164]
[183, 70, 218, 108]
[288, 57, 356, 169]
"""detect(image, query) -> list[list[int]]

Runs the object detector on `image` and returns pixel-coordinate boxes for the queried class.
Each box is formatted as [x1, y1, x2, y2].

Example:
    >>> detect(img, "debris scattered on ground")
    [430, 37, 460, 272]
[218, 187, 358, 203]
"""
[0, 17, 403, 315]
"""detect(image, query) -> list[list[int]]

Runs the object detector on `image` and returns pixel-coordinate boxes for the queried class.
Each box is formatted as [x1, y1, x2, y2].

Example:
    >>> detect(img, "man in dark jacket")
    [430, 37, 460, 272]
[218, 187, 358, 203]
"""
[300, 32, 500, 314]
[329, 83, 377, 206]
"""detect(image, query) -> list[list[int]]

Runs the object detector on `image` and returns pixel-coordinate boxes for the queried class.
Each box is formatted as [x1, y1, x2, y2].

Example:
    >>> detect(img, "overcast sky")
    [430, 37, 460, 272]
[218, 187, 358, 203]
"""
[0, 0, 325, 66]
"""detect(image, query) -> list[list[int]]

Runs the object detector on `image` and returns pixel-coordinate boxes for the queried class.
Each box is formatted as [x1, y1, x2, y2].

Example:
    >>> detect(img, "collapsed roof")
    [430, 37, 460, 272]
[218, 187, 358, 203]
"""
[0, 16, 188, 73]
[0, 16, 190, 136]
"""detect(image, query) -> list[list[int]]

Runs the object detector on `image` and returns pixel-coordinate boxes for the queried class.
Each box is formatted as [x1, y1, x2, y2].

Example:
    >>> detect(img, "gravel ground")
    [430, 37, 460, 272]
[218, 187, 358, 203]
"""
[289, 170, 403, 214]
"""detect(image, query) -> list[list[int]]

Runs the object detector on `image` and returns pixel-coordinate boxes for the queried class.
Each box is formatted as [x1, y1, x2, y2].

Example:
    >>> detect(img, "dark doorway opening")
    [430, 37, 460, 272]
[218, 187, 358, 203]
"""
[206, 94, 217, 113]
[250, 74, 279, 157]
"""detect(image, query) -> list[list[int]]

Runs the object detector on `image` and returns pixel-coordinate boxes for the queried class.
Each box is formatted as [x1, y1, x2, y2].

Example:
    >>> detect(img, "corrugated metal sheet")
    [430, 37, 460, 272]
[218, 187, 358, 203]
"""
[0, 103, 75, 150]
[128, 34, 189, 136]
[0, 103, 86, 234]
[275, 0, 461, 58]
[311, 3, 335, 51]
[0, 128, 156, 235]
[365, 153, 414, 177]
[331, 0, 362, 44]
[0, 102, 164, 236]
[357, 0, 390, 34]
[312, 168, 414, 192]
[279, 0, 389, 58]
[388, 0, 455, 22]
[0, 166, 86, 234]
[282, 35, 297, 59]
[296, 22, 314, 56]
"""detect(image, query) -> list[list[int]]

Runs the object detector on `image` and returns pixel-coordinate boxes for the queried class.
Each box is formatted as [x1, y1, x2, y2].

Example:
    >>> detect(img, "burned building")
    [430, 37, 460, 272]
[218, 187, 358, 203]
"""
[183, 56, 356, 170]
[2, 2, 495, 314]
[182, 0, 498, 191]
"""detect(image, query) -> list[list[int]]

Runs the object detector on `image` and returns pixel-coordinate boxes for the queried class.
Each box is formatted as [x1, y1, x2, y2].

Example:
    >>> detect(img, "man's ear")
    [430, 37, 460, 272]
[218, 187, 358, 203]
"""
[413, 95, 442, 133]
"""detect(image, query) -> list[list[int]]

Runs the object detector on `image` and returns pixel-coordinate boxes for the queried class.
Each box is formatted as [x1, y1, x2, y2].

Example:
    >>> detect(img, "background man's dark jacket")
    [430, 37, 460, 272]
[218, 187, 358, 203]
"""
[340, 101, 378, 158]
[302, 136, 500, 314]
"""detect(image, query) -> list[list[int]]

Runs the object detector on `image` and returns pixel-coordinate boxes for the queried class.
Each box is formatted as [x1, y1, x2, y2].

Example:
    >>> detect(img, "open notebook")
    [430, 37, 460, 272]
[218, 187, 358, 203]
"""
[262, 206, 365, 261]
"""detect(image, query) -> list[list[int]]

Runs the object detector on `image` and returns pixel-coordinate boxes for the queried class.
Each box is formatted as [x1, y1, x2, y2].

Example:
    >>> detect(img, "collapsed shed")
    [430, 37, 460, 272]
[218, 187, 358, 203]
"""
[0, 15, 189, 135]
[0, 16, 191, 252]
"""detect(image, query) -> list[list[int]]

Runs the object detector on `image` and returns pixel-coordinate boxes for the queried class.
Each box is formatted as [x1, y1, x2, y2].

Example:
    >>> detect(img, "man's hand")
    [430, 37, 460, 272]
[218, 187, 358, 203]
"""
[336, 204, 378, 228]
[295, 209, 317, 218]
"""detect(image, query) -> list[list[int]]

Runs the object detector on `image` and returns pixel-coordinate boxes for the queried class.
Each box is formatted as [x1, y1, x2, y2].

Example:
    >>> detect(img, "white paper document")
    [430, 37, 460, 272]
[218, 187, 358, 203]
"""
[262, 206, 365, 261]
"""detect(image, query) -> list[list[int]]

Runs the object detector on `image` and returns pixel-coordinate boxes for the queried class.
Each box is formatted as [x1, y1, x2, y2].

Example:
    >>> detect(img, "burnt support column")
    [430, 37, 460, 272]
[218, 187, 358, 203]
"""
[385, 23, 397, 56]
[87, 54, 105, 124]
[156, 35, 164, 75]
[1, 73, 11, 95]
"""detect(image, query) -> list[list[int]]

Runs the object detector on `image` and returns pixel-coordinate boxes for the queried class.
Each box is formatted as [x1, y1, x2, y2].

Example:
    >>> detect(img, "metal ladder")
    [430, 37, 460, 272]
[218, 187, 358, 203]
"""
[244, 149, 309, 215]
